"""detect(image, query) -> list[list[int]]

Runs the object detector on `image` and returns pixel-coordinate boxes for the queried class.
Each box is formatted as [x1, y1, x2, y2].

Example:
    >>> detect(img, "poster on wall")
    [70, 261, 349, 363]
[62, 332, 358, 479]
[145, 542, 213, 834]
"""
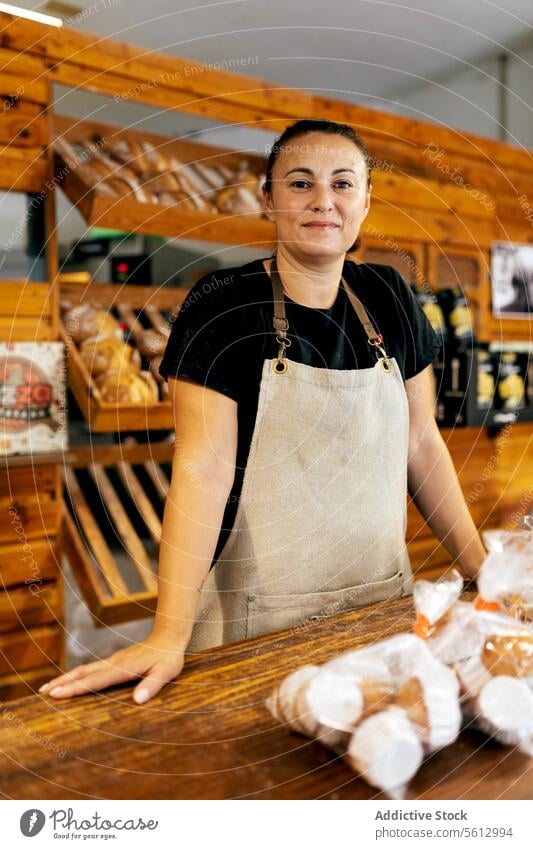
[491, 241, 533, 318]
[0, 342, 67, 455]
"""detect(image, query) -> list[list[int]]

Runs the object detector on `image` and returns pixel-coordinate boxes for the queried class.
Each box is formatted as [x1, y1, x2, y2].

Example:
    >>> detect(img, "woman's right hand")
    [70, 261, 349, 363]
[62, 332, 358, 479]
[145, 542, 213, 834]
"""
[38, 629, 187, 704]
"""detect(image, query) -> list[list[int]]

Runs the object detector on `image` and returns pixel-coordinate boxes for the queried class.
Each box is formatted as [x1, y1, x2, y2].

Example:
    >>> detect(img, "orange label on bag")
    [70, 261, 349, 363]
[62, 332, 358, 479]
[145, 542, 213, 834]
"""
[413, 612, 432, 640]
[474, 595, 501, 612]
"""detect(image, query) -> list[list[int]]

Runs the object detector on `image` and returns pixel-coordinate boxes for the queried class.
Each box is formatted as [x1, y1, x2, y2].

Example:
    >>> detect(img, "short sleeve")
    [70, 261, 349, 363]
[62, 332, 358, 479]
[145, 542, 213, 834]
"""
[158, 273, 242, 402]
[391, 270, 441, 380]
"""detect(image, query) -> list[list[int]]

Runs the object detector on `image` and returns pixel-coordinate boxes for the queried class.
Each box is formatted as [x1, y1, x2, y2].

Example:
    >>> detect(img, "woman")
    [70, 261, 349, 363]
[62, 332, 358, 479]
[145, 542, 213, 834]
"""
[41, 119, 486, 703]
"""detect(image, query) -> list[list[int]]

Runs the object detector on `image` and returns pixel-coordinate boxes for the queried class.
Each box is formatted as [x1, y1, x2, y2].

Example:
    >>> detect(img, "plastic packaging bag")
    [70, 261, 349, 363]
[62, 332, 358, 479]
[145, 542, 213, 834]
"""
[266, 633, 461, 796]
[480, 529, 533, 622]
[414, 566, 533, 754]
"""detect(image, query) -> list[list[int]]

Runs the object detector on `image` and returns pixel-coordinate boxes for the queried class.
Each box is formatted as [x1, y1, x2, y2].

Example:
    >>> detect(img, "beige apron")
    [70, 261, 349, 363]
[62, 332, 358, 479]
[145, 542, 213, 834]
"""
[187, 255, 413, 652]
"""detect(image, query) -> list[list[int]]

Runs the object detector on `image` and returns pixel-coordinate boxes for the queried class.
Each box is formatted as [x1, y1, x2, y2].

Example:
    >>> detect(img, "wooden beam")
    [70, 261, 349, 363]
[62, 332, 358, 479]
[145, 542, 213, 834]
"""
[1, 11, 532, 179]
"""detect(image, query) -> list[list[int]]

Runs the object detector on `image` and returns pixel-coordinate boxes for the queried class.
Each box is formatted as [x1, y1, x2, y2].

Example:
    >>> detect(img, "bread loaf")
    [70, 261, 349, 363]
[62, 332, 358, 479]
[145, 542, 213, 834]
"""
[80, 337, 141, 376]
[63, 304, 122, 345]
[95, 369, 158, 404]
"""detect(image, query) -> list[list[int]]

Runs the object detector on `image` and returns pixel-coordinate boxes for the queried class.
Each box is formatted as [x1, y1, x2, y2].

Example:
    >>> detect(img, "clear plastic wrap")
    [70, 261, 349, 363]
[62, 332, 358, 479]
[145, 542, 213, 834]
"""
[414, 564, 533, 755]
[266, 633, 461, 796]
[481, 528, 533, 621]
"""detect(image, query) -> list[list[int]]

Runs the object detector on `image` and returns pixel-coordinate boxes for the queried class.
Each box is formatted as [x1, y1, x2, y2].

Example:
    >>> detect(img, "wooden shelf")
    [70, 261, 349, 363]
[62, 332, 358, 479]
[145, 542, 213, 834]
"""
[60, 279, 187, 432]
[62, 441, 173, 625]
[53, 114, 275, 247]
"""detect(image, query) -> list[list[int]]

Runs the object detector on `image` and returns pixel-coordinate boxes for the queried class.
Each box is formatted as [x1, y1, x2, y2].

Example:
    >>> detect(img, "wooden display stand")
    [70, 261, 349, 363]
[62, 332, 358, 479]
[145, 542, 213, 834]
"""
[60, 280, 187, 431]
[0, 281, 65, 700]
[62, 441, 173, 626]
[54, 114, 273, 247]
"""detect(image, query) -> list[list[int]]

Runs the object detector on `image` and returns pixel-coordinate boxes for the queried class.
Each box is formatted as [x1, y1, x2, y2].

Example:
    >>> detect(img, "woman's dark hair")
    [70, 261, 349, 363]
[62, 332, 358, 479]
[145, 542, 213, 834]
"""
[263, 119, 372, 253]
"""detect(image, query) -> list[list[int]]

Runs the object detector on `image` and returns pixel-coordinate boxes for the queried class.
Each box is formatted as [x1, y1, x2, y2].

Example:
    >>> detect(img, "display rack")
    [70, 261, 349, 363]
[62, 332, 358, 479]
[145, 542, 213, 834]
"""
[54, 114, 274, 247]
[62, 440, 173, 625]
[0, 280, 65, 700]
[60, 280, 187, 431]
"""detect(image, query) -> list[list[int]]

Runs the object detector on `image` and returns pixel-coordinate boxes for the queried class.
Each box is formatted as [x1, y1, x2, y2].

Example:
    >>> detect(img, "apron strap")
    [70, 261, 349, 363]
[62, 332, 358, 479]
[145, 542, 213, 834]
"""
[269, 253, 391, 373]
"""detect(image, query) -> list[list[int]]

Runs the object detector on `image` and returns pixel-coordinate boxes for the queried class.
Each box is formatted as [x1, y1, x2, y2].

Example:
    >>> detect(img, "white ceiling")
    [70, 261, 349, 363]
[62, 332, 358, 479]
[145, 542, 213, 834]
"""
[15, 0, 533, 106]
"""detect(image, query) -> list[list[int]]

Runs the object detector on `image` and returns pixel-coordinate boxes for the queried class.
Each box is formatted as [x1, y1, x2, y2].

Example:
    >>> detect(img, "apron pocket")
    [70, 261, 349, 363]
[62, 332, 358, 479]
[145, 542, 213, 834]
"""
[246, 570, 406, 640]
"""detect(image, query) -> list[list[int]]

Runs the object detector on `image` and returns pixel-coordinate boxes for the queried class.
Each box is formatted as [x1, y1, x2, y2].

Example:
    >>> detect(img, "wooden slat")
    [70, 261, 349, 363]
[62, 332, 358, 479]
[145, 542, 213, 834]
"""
[116, 462, 162, 547]
[116, 303, 144, 348]
[0, 624, 61, 675]
[62, 470, 161, 626]
[66, 440, 174, 469]
[60, 280, 187, 311]
[0, 154, 47, 192]
[372, 168, 497, 221]
[0, 100, 47, 148]
[0, 463, 58, 498]
[63, 467, 129, 597]
[144, 458, 170, 501]
[144, 304, 170, 333]
[0, 537, 57, 589]
[88, 464, 157, 592]
[0, 280, 57, 341]
[0, 581, 61, 633]
[0, 70, 49, 105]
[0, 663, 58, 702]
[0, 494, 60, 543]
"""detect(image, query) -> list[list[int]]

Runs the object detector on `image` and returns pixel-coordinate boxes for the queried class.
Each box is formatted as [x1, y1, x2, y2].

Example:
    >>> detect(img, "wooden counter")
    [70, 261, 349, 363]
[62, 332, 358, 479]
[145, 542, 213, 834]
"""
[0, 593, 531, 800]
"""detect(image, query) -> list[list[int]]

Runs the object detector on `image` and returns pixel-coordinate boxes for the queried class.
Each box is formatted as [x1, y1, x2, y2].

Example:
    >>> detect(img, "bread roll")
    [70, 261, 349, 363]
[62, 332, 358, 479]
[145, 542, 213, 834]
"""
[64, 304, 122, 345]
[482, 634, 533, 678]
[95, 369, 158, 404]
[215, 185, 263, 215]
[80, 337, 141, 376]
[137, 329, 168, 359]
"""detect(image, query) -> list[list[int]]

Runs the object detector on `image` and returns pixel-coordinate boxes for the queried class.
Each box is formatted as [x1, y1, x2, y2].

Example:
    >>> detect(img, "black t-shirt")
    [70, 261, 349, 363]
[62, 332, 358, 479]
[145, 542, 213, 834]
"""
[159, 256, 440, 566]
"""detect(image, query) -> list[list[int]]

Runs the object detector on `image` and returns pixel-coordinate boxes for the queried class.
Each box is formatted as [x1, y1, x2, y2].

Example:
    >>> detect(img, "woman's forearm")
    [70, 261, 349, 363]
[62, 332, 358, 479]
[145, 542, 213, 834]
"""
[152, 457, 234, 644]
[407, 431, 486, 579]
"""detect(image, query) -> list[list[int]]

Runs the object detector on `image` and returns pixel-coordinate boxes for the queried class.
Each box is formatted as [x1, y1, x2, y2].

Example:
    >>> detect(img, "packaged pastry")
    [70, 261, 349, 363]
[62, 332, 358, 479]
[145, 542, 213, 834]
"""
[413, 559, 533, 753]
[266, 633, 461, 796]
[346, 706, 424, 793]
[482, 634, 533, 678]
[480, 529, 533, 621]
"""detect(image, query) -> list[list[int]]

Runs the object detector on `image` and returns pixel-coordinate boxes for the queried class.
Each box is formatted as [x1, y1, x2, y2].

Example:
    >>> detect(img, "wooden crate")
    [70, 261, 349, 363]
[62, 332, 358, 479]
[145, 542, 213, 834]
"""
[60, 279, 188, 431]
[53, 114, 275, 248]
[62, 440, 174, 626]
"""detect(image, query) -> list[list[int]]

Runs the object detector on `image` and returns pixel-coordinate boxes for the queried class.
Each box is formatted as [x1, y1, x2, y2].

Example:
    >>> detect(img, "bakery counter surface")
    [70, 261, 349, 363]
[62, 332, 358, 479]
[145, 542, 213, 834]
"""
[0, 593, 531, 800]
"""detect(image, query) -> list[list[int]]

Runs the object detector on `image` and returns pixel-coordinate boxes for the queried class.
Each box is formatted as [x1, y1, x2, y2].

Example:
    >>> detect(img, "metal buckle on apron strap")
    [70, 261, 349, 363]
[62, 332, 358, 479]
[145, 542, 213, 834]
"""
[273, 335, 291, 374]
[368, 335, 392, 372]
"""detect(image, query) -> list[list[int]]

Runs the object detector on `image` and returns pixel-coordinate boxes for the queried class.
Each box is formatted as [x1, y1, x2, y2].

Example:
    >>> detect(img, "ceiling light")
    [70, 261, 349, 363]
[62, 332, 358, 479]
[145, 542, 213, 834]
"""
[0, 2, 64, 26]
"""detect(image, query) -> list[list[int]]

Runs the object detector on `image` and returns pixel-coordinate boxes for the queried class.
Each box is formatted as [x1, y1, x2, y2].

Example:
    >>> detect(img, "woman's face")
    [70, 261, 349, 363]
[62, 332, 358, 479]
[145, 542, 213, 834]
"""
[263, 132, 371, 261]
